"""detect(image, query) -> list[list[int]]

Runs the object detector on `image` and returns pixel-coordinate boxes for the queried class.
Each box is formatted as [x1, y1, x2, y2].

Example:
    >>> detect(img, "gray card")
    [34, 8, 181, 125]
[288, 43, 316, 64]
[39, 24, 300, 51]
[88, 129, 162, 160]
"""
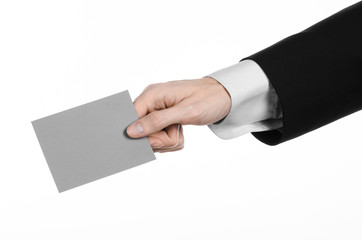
[32, 90, 156, 192]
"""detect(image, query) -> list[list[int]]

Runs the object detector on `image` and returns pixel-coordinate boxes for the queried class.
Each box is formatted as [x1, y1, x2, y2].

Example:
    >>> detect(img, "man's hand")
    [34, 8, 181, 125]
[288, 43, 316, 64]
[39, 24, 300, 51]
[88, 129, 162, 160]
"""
[126, 77, 231, 153]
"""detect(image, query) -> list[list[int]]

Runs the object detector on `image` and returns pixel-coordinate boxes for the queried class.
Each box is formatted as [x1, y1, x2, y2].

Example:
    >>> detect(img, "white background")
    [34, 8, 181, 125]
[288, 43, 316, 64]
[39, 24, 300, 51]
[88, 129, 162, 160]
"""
[1, 0, 361, 239]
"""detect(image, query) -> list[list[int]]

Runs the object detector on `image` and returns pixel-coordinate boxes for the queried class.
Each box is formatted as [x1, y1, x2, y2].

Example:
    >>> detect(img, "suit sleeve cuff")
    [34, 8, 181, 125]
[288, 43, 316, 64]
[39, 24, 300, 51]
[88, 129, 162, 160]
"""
[204, 59, 282, 140]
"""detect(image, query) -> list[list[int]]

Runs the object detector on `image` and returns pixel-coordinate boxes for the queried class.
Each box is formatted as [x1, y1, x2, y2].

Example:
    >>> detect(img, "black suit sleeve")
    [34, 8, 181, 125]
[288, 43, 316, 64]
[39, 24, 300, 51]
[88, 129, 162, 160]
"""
[243, 1, 362, 146]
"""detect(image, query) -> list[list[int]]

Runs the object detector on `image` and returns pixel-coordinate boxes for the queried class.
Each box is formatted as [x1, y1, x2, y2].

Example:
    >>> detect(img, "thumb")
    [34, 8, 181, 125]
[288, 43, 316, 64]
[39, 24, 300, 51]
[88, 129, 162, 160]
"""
[127, 105, 183, 138]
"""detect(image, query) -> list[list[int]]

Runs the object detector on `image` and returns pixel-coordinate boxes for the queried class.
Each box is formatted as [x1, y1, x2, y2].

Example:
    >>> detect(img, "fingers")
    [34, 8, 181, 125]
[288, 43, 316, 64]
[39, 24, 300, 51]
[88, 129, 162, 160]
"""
[128, 83, 178, 138]
[133, 93, 156, 119]
[133, 95, 148, 119]
[147, 124, 184, 152]
[127, 105, 184, 138]
[132, 83, 167, 119]
[155, 144, 184, 153]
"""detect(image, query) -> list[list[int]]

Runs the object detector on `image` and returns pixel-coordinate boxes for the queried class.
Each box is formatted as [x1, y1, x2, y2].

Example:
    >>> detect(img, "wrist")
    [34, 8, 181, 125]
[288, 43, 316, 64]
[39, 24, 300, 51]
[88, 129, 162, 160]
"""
[202, 76, 231, 99]
[201, 76, 232, 121]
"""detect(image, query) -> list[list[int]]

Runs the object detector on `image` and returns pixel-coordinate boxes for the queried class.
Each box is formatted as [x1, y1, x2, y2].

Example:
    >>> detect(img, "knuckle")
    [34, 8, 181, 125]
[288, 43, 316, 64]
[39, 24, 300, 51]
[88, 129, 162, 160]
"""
[142, 83, 164, 102]
[142, 84, 156, 95]
[144, 84, 155, 91]
[145, 83, 162, 91]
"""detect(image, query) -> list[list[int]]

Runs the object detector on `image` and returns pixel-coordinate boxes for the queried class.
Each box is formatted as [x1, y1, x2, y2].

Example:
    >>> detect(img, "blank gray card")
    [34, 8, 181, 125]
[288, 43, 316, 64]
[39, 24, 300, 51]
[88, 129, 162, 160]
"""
[32, 90, 156, 192]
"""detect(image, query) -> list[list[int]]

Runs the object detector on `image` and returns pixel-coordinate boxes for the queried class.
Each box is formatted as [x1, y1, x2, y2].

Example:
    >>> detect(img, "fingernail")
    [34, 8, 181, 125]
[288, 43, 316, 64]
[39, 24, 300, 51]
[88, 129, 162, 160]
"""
[151, 140, 163, 148]
[151, 143, 164, 148]
[128, 122, 144, 136]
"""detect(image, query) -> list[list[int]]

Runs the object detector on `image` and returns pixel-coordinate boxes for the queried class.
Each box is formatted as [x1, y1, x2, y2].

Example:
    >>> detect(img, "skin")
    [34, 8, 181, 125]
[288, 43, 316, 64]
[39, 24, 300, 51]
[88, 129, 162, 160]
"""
[126, 77, 232, 153]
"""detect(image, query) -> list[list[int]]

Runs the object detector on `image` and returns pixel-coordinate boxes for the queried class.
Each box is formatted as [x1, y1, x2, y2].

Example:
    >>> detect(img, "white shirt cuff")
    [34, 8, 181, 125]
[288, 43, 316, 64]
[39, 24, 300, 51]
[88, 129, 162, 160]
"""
[204, 59, 282, 140]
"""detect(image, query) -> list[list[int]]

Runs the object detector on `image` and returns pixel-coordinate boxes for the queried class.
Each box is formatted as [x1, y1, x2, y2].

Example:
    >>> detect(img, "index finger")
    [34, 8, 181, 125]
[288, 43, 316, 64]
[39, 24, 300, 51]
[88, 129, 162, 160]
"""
[132, 85, 161, 118]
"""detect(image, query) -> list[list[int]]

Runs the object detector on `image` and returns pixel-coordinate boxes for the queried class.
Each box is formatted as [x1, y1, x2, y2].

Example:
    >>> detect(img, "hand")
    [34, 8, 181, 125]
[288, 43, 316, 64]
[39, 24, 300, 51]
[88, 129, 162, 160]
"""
[126, 77, 231, 153]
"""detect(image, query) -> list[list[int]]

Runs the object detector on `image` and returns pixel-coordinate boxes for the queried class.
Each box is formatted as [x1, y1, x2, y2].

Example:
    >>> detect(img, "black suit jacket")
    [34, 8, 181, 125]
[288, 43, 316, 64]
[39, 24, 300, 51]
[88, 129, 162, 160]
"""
[244, 1, 362, 145]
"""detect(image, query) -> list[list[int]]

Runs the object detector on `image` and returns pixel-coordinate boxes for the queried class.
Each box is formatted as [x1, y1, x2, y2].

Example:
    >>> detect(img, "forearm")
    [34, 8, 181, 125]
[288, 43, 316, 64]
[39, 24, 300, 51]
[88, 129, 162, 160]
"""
[244, 1, 362, 145]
